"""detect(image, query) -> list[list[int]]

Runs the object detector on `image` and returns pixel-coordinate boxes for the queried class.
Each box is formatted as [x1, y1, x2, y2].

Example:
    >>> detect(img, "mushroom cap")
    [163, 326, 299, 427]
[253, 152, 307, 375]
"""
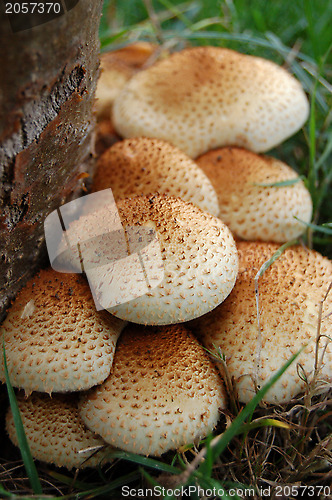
[102, 41, 157, 68]
[95, 42, 157, 118]
[6, 392, 110, 469]
[190, 242, 332, 404]
[95, 57, 134, 118]
[61, 194, 238, 324]
[196, 147, 312, 242]
[0, 269, 125, 394]
[112, 46, 309, 157]
[79, 324, 227, 456]
[92, 137, 220, 216]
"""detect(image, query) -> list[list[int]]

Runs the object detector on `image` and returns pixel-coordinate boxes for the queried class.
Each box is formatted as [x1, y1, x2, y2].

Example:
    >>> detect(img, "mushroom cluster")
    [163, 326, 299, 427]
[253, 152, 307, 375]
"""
[2, 43, 331, 470]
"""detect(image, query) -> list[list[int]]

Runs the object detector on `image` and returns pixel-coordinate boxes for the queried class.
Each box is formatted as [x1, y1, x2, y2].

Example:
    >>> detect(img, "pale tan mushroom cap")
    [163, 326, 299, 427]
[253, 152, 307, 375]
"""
[79, 324, 227, 456]
[113, 47, 309, 157]
[95, 42, 157, 118]
[63, 194, 238, 324]
[196, 147, 312, 242]
[0, 269, 126, 394]
[190, 242, 332, 404]
[95, 60, 134, 118]
[92, 137, 220, 216]
[6, 392, 110, 469]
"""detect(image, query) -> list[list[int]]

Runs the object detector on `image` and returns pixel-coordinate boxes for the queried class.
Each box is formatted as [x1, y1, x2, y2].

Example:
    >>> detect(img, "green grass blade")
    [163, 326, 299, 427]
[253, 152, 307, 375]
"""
[100, 28, 130, 50]
[157, 0, 192, 28]
[200, 434, 214, 477]
[139, 467, 161, 487]
[60, 470, 141, 499]
[307, 84, 318, 202]
[239, 418, 291, 434]
[312, 236, 332, 246]
[175, 30, 312, 60]
[255, 239, 299, 280]
[189, 17, 225, 32]
[0, 483, 12, 498]
[253, 177, 304, 188]
[294, 218, 332, 235]
[315, 133, 332, 169]
[106, 450, 182, 474]
[303, 0, 319, 61]
[2, 342, 43, 495]
[46, 470, 100, 490]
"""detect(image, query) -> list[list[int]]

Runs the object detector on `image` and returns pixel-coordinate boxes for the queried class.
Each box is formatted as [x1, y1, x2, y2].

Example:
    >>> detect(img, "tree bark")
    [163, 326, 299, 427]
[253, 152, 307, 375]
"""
[0, 0, 103, 321]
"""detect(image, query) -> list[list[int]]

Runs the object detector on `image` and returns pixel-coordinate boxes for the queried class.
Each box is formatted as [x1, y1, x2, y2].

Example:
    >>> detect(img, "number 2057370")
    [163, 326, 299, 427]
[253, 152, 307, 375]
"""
[5, 3, 61, 14]
[275, 485, 331, 497]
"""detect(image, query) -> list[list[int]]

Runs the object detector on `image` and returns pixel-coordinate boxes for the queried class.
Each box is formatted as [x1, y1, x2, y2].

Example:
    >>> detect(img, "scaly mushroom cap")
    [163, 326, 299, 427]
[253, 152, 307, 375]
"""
[113, 47, 309, 157]
[95, 42, 157, 118]
[196, 147, 312, 242]
[63, 194, 238, 324]
[95, 58, 134, 118]
[6, 392, 110, 469]
[79, 324, 227, 456]
[92, 137, 220, 216]
[190, 242, 332, 404]
[0, 269, 126, 394]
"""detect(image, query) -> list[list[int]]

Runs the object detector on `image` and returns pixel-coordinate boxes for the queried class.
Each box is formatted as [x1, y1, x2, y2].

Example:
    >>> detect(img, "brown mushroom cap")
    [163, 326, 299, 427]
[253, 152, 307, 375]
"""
[95, 58, 134, 118]
[190, 242, 332, 404]
[61, 194, 238, 324]
[105, 42, 157, 68]
[91, 137, 220, 216]
[0, 269, 126, 394]
[113, 47, 309, 157]
[6, 392, 110, 469]
[79, 324, 227, 456]
[196, 147, 312, 242]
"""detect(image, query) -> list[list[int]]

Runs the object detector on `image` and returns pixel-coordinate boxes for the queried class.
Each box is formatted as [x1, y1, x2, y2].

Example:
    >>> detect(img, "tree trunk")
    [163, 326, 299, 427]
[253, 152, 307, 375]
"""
[0, 0, 103, 321]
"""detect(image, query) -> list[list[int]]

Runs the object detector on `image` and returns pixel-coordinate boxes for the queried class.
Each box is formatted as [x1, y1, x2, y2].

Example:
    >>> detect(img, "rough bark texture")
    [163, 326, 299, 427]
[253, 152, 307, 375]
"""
[0, 0, 103, 322]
